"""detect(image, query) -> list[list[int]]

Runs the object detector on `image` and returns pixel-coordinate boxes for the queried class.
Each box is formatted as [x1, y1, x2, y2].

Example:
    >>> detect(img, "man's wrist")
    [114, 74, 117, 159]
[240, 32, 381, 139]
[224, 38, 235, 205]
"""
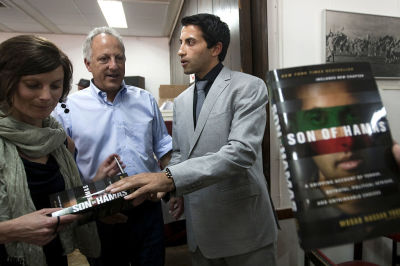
[162, 168, 175, 202]
[165, 168, 176, 192]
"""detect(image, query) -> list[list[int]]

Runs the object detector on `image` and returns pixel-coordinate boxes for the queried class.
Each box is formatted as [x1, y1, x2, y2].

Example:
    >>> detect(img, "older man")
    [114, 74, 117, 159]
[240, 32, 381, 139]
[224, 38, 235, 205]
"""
[54, 27, 171, 266]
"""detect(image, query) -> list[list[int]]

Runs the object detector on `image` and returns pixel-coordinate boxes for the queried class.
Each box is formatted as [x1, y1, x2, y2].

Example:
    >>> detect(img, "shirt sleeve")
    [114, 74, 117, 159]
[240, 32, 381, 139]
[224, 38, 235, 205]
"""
[150, 96, 172, 160]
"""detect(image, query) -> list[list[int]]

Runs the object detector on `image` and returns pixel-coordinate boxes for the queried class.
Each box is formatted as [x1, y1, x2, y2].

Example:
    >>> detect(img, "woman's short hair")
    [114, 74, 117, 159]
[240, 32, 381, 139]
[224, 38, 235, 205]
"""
[0, 35, 73, 112]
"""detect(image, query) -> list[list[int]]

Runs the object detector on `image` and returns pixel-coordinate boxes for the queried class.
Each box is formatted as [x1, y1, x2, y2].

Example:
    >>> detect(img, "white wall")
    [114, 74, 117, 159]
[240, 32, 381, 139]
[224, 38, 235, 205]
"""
[268, 1, 400, 265]
[269, 0, 400, 142]
[0, 33, 170, 99]
[269, 0, 400, 210]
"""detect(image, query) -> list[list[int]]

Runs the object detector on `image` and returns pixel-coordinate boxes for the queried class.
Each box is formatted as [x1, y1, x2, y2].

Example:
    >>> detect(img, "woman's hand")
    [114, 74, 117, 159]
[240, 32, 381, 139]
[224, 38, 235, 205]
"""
[0, 208, 77, 246]
[93, 154, 125, 182]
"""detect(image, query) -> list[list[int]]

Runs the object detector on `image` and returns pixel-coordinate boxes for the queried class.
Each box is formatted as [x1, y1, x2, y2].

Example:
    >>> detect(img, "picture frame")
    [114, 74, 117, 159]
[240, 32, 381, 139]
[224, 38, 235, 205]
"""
[324, 10, 400, 79]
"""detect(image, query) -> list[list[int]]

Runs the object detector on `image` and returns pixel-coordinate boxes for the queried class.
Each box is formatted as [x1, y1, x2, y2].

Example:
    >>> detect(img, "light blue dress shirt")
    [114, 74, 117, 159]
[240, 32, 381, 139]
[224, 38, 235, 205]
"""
[53, 81, 172, 182]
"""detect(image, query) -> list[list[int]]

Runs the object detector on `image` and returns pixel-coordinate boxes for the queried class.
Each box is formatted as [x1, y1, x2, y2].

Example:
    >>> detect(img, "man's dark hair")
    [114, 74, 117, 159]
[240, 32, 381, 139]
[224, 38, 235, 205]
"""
[181, 13, 230, 62]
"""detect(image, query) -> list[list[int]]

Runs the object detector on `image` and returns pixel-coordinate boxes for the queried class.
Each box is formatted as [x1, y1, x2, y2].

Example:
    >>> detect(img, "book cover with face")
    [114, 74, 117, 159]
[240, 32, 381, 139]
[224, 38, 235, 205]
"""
[268, 62, 400, 249]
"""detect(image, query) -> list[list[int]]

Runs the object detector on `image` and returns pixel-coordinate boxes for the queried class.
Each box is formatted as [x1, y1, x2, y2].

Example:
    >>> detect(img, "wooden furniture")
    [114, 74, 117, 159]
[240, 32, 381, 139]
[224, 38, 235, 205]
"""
[305, 249, 378, 266]
[386, 234, 400, 266]
[304, 243, 379, 266]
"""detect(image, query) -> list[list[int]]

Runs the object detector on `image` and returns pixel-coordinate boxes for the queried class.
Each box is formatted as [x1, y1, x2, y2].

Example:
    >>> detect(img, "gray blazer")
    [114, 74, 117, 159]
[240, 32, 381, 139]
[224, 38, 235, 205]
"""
[168, 67, 278, 259]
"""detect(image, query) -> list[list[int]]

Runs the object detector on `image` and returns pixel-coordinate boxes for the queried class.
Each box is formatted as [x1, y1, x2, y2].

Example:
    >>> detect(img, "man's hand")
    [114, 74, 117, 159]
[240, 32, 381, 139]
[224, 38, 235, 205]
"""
[169, 197, 184, 220]
[106, 172, 175, 205]
[160, 151, 172, 169]
[93, 154, 125, 182]
[393, 143, 400, 166]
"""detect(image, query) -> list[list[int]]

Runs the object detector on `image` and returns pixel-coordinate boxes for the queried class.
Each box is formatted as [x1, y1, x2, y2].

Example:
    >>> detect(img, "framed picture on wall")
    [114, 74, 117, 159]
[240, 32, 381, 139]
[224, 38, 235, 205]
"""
[324, 10, 400, 79]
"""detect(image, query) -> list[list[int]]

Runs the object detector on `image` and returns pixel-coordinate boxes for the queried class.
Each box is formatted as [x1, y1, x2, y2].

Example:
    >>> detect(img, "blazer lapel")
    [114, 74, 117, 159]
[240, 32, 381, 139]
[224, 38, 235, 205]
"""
[188, 67, 231, 156]
[182, 84, 195, 137]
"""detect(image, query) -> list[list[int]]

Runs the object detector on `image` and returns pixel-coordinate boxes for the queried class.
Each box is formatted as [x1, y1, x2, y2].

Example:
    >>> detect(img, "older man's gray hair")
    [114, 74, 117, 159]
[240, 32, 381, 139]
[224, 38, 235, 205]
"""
[83, 26, 125, 62]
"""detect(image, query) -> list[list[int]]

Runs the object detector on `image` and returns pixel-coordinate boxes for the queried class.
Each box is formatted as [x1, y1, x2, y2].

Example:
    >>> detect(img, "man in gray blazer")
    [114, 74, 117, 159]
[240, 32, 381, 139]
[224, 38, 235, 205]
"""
[108, 13, 278, 266]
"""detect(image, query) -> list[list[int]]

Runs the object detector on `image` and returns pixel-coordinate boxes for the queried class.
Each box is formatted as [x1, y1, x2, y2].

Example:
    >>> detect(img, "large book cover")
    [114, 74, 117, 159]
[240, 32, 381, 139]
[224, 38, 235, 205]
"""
[267, 62, 400, 249]
[49, 172, 131, 220]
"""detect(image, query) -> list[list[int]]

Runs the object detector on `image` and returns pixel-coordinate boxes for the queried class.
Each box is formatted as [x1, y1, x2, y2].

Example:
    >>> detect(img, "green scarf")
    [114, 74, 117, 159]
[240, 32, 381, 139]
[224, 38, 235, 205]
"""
[0, 113, 100, 266]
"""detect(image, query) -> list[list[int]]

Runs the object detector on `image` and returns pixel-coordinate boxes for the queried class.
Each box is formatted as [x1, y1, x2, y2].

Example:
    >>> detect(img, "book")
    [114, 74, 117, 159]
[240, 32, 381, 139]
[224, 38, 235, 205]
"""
[49, 172, 131, 220]
[267, 62, 400, 249]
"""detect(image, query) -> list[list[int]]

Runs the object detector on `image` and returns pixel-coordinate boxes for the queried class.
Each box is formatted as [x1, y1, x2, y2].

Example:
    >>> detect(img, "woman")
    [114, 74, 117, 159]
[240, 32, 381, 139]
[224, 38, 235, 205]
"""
[0, 35, 121, 265]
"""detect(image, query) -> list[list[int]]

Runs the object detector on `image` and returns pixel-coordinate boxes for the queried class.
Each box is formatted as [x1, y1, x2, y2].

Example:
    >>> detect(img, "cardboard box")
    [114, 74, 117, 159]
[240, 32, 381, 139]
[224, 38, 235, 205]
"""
[158, 85, 188, 106]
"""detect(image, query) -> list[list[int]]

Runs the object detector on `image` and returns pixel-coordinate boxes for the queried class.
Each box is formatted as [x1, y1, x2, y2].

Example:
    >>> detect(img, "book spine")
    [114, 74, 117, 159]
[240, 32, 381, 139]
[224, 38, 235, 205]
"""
[268, 73, 297, 212]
